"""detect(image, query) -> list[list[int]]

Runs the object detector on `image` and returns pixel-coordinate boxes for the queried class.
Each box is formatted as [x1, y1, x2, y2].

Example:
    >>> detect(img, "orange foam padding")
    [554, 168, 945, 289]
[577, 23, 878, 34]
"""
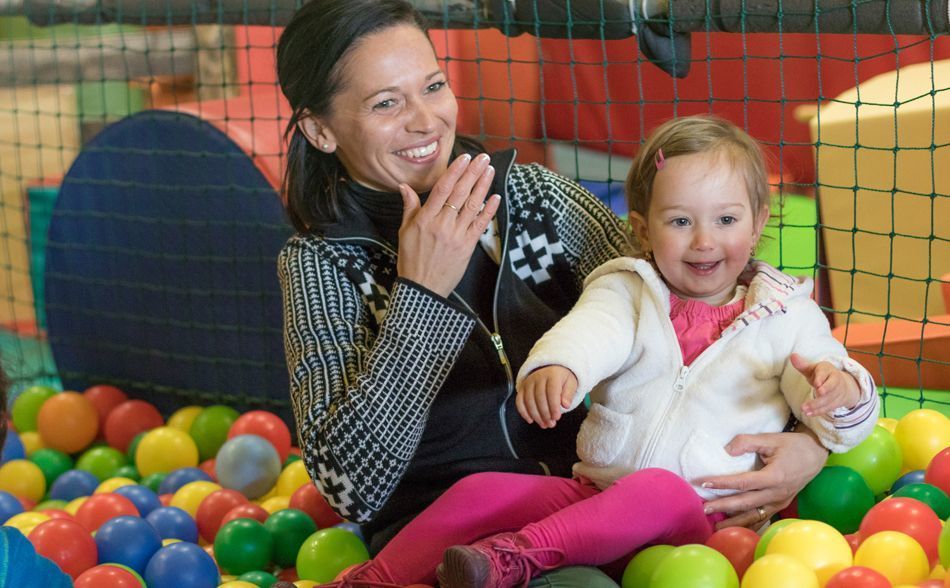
[942, 273, 950, 312]
[166, 91, 291, 192]
[832, 315, 950, 391]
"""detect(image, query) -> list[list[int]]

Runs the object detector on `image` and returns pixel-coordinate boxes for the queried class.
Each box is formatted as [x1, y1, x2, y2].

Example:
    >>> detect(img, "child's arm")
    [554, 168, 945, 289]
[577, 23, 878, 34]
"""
[780, 302, 878, 453]
[516, 365, 578, 429]
[790, 353, 862, 417]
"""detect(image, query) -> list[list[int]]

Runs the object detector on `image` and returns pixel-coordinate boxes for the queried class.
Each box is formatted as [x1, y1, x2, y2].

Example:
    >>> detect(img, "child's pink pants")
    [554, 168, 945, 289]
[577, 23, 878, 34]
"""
[364, 468, 716, 585]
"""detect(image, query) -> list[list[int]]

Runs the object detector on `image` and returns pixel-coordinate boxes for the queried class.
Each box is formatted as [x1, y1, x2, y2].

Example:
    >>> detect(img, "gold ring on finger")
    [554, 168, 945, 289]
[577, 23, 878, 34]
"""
[443, 203, 459, 211]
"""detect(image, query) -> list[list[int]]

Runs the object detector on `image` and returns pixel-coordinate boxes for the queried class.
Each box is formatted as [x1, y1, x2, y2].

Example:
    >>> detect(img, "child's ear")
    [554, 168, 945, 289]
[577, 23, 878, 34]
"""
[629, 211, 651, 253]
[297, 112, 337, 153]
[753, 204, 770, 240]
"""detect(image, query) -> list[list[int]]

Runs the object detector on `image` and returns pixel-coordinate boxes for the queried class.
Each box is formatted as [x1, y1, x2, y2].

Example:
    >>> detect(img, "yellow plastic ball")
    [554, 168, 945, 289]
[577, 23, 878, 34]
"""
[894, 409, 950, 471]
[162, 538, 181, 547]
[170, 480, 221, 517]
[95, 477, 138, 494]
[64, 496, 88, 515]
[929, 564, 946, 580]
[259, 495, 291, 514]
[4, 511, 50, 532]
[740, 554, 820, 588]
[167, 405, 203, 432]
[877, 417, 899, 434]
[854, 531, 930, 586]
[135, 426, 200, 477]
[276, 460, 311, 497]
[294, 582, 318, 588]
[765, 519, 852, 585]
[0, 459, 47, 502]
[19, 431, 44, 456]
[218, 582, 258, 588]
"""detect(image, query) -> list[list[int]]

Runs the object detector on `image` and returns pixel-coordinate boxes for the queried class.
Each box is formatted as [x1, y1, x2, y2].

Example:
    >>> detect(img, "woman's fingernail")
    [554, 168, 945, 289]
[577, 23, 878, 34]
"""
[477, 153, 490, 163]
[701, 482, 714, 489]
[460, 153, 472, 161]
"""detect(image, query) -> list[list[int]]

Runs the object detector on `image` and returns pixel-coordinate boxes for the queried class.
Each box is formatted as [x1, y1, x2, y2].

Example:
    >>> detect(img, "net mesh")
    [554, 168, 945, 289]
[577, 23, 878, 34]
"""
[0, 3, 946, 419]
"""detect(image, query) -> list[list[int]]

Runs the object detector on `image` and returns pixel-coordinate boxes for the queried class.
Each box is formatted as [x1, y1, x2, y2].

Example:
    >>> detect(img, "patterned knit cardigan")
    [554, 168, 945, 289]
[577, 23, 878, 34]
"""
[278, 156, 632, 523]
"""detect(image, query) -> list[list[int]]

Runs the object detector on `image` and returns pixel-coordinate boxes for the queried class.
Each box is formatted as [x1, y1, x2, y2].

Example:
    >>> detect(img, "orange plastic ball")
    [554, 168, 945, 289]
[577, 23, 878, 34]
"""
[36, 392, 99, 454]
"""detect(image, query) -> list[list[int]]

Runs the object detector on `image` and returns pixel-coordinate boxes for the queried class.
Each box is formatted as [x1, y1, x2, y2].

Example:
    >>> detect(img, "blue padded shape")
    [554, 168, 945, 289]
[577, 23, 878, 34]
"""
[46, 110, 294, 423]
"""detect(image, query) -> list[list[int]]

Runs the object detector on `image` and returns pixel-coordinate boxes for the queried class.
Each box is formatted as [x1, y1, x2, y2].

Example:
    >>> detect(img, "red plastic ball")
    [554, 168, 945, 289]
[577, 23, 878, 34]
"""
[82, 385, 128, 439]
[289, 482, 342, 528]
[199, 458, 218, 481]
[825, 566, 891, 588]
[196, 488, 248, 543]
[159, 493, 173, 506]
[705, 526, 759, 579]
[74, 493, 140, 532]
[227, 411, 292, 463]
[74, 564, 143, 588]
[220, 502, 269, 527]
[844, 532, 861, 555]
[28, 518, 98, 579]
[277, 567, 299, 582]
[926, 448, 950, 497]
[40, 508, 76, 522]
[858, 497, 942, 564]
[104, 400, 164, 453]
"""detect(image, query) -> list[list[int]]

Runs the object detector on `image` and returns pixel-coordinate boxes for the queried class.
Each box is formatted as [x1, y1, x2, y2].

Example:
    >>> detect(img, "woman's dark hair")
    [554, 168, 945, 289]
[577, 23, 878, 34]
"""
[277, 0, 431, 233]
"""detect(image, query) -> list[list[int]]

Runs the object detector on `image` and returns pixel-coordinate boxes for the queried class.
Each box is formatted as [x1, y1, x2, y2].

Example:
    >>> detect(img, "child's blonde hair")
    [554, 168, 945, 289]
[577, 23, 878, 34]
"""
[625, 115, 771, 220]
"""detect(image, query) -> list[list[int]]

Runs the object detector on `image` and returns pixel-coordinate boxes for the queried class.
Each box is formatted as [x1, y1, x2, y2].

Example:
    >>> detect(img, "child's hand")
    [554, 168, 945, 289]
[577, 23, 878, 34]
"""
[516, 366, 578, 429]
[791, 353, 861, 417]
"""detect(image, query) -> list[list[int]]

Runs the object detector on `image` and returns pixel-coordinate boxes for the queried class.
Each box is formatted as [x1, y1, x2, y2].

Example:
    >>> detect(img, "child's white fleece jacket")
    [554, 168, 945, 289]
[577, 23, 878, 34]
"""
[517, 258, 878, 499]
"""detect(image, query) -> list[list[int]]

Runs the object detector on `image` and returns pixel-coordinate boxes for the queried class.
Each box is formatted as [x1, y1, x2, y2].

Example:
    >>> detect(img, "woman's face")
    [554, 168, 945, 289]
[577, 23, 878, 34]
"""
[310, 24, 458, 193]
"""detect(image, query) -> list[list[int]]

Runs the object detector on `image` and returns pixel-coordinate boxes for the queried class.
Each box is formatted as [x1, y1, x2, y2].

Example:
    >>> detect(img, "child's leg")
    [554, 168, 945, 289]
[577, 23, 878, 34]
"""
[519, 468, 715, 567]
[363, 472, 599, 585]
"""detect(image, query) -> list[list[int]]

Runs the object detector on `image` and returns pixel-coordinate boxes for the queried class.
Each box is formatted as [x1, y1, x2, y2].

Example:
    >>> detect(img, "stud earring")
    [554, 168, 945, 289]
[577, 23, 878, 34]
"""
[322, 144, 330, 150]
[644, 249, 654, 262]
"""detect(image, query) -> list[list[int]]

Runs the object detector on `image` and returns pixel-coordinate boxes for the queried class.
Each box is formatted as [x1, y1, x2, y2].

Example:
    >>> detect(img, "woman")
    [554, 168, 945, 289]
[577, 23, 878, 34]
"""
[275, 1, 829, 584]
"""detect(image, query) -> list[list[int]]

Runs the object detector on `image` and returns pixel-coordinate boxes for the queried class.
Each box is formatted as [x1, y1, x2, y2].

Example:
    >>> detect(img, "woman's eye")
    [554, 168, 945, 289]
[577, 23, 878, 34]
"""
[427, 80, 446, 93]
[373, 98, 397, 110]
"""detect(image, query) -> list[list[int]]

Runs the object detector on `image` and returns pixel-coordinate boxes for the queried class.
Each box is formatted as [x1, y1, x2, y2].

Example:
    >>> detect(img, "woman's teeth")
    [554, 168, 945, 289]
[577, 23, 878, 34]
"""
[396, 141, 437, 159]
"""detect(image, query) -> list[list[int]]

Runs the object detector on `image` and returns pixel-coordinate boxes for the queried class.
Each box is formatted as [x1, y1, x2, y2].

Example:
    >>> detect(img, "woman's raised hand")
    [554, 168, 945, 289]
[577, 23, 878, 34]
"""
[397, 153, 501, 297]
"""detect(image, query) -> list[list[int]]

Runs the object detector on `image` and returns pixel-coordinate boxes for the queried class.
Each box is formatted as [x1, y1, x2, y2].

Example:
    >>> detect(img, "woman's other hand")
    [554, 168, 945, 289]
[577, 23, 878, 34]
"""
[697, 428, 827, 530]
[397, 153, 500, 297]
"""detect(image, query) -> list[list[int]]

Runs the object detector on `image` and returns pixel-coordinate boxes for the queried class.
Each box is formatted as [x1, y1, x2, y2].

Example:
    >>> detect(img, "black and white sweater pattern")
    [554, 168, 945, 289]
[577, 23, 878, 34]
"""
[278, 160, 632, 524]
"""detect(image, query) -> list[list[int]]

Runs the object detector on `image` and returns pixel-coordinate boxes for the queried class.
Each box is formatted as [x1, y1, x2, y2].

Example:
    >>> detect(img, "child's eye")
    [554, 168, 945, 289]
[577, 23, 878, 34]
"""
[720, 215, 737, 225]
[671, 218, 690, 227]
[426, 80, 447, 93]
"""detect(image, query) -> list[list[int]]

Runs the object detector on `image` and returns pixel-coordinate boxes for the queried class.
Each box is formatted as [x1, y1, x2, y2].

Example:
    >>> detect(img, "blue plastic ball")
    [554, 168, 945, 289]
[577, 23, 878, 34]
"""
[114, 484, 162, 517]
[0, 490, 24, 524]
[95, 515, 163, 573]
[890, 469, 927, 494]
[48, 468, 99, 501]
[215, 435, 281, 499]
[1, 430, 25, 464]
[146, 506, 199, 543]
[334, 521, 366, 542]
[158, 467, 213, 496]
[144, 541, 220, 588]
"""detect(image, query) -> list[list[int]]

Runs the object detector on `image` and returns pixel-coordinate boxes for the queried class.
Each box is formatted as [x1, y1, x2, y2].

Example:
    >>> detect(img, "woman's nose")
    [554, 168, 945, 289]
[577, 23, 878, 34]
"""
[406, 99, 436, 132]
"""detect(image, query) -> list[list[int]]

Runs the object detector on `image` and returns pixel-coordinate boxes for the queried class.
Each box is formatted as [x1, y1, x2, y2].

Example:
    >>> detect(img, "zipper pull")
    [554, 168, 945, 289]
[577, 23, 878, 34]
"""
[674, 366, 689, 392]
[490, 332, 510, 366]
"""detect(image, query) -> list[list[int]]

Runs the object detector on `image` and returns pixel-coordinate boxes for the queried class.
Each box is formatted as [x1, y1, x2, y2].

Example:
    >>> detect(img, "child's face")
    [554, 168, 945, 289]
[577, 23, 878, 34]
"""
[630, 151, 769, 305]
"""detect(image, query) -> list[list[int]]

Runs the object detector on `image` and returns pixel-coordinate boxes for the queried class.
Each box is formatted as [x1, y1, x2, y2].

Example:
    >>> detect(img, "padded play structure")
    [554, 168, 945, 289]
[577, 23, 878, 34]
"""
[46, 97, 293, 420]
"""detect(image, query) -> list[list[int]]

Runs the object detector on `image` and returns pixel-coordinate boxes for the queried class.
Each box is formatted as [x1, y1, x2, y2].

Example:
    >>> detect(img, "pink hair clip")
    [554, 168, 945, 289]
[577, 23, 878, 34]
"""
[655, 148, 666, 170]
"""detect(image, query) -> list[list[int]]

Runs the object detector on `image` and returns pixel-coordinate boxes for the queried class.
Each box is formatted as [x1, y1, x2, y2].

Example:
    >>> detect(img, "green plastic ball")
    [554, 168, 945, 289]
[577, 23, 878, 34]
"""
[126, 432, 147, 462]
[76, 446, 128, 481]
[826, 425, 902, 495]
[11, 386, 57, 433]
[113, 464, 141, 481]
[892, 483, 950, 519]
[264, 508, 318, 568]
[238, 570, 280, 587]
[797, 466, 875, 534]
[214, 518, 273, 575]
[648, 544, 739, 588]
[939, 515, 950, 569]
[189, 405, 240, 461]
[34, 499, 68, 511]
[621, 544, 674, 587]
[296, 528, 369, 583]
[141, 472, 167, 493]
[28, 448, 73, 487]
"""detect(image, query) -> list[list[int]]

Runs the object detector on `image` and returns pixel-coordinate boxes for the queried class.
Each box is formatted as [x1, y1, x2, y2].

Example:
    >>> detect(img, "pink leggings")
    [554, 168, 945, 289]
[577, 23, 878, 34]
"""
[364, 468, 716, 585]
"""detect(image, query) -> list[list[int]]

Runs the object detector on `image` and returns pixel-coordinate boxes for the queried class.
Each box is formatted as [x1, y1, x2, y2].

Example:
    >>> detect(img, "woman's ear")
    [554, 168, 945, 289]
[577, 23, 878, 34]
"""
[297, 113, 336, 153]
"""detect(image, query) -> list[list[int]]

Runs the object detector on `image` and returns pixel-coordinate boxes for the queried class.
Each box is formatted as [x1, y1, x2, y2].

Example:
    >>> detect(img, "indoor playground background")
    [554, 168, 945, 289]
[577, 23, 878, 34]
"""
[0, 0, 948, 586]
